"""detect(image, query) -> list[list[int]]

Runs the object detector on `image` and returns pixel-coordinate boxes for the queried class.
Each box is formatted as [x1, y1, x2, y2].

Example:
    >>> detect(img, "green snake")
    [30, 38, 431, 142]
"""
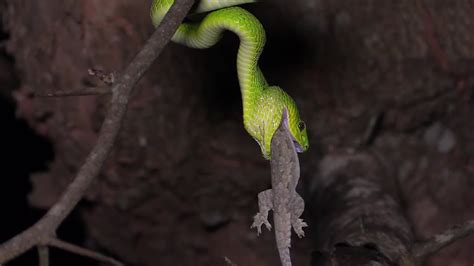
[151, 0, 309, 159]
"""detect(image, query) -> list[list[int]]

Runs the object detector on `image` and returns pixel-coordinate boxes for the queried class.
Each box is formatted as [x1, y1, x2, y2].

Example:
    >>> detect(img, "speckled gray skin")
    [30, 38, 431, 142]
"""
[251, 114, 307, 266]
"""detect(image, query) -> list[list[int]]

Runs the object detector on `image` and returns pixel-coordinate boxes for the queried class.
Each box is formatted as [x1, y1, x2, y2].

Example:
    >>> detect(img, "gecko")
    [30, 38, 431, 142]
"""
[251, 112, 307, 266]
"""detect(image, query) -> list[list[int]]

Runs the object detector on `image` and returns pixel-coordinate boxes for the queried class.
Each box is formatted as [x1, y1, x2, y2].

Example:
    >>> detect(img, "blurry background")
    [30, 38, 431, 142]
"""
[1, 0, 473, 265]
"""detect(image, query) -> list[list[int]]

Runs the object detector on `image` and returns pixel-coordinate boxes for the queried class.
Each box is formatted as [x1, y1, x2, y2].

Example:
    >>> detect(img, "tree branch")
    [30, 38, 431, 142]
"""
[48, 238, 123, 266]
[35, 87, 111, 97]
[307, 151, 474, 265]
[412, 219, 474, 259]
[0, 0, 194, 263]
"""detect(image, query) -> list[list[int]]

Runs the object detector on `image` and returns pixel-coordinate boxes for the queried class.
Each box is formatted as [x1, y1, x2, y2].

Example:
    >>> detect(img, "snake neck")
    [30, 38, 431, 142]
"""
[151, 3, 268, 119]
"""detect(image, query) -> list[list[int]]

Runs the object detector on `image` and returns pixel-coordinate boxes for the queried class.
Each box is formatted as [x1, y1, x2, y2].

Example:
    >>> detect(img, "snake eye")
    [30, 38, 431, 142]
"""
[298, 121, 306, 131]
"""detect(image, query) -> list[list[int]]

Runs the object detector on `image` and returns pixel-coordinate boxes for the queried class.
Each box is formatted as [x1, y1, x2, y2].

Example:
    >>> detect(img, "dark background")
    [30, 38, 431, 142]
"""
[1, 0, 473, 265]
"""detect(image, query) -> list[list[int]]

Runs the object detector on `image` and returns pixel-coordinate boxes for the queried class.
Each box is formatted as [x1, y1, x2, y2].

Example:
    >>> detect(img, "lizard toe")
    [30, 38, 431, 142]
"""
[292, 218, 307, 238]
[251, 213, 272, 235]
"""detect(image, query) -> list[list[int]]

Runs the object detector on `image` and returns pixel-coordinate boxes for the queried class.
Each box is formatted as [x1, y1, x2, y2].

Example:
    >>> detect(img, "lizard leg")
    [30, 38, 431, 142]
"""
[251, 189, 273, 235]
[290, 193, 307, 238]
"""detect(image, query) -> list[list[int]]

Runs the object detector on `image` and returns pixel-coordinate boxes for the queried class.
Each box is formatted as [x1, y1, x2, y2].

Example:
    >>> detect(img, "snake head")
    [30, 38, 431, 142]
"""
[284, 106, 309, 154]
[250, 86, 309, 160]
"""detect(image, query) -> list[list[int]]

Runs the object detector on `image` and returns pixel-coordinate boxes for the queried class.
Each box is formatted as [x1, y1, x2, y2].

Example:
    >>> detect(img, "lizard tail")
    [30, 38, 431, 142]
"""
[278, 248, 292, 266]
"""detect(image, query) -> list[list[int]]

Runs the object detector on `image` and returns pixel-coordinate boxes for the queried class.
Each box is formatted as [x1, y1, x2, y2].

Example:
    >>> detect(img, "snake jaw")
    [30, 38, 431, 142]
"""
[293, 139, 304, 153]
[255, 136, 270, 160]
[281, 108, 305, 153]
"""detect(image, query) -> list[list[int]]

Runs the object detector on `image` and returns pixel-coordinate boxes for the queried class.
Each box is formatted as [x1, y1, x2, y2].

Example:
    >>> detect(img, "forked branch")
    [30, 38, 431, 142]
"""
[0, 0, 194, 263]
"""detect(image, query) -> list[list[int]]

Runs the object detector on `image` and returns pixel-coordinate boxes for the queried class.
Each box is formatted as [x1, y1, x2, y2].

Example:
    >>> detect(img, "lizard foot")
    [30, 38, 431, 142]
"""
[292, 218, 308, 238]
[251, 213, 272, 235]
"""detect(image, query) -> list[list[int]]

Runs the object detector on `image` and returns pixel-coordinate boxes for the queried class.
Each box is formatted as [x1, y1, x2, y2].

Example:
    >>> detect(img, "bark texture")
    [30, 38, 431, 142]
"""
[308, 153, 415, 265]
[1, 0, 474, 265]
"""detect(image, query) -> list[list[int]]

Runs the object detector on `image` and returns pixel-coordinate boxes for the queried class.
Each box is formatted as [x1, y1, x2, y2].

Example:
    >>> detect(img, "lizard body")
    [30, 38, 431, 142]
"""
[251, 112, 307, 266]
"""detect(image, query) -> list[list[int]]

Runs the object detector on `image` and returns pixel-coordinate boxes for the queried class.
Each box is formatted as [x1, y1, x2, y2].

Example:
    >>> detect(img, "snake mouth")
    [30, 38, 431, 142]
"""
[282, 108, 304, 153]
[292, 138, 304, 153]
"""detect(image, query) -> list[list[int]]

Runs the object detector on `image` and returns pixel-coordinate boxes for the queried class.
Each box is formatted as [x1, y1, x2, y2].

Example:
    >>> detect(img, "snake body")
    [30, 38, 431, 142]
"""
[151, 0, 309, 159]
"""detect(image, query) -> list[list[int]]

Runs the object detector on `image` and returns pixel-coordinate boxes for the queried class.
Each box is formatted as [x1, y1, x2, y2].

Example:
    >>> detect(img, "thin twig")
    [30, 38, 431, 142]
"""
[0, 0, 195, 263]
[358, 112, 383, 148]
[35, 87, 111, 97]
[48, 238, 122, 266]
[38, 246, 49, 266]
[224, 256, 237, 266]
[412, 219, 474, 259]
